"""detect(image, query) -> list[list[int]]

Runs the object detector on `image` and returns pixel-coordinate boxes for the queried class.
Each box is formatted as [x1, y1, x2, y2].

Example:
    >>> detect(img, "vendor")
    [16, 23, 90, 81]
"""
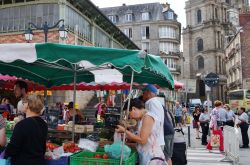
[14, 80, 28, 119]
[115, 98, 166, 165]
[65, 102, 83, 124]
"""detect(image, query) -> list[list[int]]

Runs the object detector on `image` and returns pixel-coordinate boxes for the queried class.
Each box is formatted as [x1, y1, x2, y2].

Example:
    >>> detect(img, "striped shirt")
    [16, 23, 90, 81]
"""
[0, 114, 5, 129]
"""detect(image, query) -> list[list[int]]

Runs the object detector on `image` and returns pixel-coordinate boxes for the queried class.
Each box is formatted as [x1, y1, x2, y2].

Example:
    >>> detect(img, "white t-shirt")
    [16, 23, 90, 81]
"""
[17, 100, 24, 114]
[145, 97, 165, 146]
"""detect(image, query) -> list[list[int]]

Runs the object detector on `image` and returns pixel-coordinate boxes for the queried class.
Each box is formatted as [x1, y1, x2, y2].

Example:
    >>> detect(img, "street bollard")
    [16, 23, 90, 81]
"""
[188, 125, 191, 147]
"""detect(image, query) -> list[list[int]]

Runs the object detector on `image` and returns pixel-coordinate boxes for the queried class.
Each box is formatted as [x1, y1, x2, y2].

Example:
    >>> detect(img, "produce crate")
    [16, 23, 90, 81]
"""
[70, 151, 137, 165]
[46, 156, 68, 165]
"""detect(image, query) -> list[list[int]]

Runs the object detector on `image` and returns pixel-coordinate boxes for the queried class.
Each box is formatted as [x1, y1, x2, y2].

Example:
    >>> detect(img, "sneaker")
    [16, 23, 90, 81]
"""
[240, 145, 249, 148]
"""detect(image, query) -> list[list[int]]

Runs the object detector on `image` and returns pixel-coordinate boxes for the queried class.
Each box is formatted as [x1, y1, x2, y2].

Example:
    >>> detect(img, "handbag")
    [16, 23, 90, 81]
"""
[192, 120, 198, 128]
[217, 121, 224, 127]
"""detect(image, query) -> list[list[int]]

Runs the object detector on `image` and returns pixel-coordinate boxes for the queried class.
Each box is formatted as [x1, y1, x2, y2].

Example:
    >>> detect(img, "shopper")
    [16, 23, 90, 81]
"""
[115, 98, 166, 165]
[163, 106, 175, 165]
[207, 100, 224, 152]
[142, 84, 165, 150]
[224, 104, 235, 127]
[217, 104, 227, 130]
[65, 102, 83, 124]
[0, 114, 6, 148]
[193, 106, 201, 139]
[199, 108, 210, 145]
[237, 107, 249, 148]
[5, 94, 48, 165]
[174, 101, 183, 129]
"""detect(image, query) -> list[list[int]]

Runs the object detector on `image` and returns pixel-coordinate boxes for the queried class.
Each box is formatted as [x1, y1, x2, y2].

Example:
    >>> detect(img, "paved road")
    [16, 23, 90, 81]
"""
[187, 148, 231, 165]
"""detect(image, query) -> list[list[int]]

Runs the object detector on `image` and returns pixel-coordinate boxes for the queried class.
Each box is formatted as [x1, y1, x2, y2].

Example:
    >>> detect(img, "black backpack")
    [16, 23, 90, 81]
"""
[163, 106, 175, 136]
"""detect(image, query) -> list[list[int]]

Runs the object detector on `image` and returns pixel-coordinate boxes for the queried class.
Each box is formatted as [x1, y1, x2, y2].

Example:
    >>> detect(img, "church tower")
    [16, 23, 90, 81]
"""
[183, 0, 249, 101]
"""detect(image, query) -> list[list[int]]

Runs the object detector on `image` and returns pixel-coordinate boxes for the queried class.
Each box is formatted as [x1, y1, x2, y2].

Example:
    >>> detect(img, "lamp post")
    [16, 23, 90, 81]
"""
[24, 19, 68, 43]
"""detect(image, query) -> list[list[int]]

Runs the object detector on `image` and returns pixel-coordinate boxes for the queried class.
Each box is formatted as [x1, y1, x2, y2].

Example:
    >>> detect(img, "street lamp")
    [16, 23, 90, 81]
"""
[24, 19, 67, 43]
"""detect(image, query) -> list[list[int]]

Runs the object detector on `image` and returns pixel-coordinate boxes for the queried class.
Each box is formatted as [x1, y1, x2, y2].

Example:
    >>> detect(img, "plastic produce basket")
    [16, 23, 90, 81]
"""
[46, 156, 68, 165]
[70, 151, 137, 165]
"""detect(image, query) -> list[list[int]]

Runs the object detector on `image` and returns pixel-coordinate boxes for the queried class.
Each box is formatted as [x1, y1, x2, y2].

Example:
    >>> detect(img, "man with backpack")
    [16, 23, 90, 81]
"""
[163, 106, 175, 165]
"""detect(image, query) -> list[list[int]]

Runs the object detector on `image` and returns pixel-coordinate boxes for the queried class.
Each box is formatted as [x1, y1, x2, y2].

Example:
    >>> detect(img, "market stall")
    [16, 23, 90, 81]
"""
[0, 42, 174, 165]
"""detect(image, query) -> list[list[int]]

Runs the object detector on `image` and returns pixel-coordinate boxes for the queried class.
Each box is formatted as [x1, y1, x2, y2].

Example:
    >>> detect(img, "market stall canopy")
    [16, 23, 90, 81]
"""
[174, 80, 185, 90]
[0, 43, 174, 89]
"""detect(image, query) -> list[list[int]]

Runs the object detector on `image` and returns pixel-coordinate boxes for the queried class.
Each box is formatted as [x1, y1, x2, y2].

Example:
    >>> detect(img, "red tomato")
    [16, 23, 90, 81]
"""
[103, 154, 109, 159]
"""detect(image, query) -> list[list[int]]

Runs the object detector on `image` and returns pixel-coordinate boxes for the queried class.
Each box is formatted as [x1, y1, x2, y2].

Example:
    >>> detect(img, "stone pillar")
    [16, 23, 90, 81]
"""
[91, 22, 95, 46]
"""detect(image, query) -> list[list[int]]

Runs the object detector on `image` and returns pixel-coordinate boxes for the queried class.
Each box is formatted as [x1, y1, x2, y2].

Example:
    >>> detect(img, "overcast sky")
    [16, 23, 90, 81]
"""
[91, 0, 186, 28]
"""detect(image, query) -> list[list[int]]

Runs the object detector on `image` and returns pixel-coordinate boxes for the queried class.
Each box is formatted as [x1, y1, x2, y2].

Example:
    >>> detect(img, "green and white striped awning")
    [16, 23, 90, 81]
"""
[0, 43, 174, 89]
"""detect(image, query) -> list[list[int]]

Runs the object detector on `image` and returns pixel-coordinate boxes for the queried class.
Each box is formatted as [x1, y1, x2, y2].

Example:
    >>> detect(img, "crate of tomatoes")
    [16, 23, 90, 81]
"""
[70, 150, 137, 165]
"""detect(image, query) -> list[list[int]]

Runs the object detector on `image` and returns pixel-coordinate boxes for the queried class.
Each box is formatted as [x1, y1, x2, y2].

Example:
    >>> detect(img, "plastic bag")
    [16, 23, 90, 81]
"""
[113, 132, 122, 142]
[78, 139, 98, 152]
[104, 141, 131, 160]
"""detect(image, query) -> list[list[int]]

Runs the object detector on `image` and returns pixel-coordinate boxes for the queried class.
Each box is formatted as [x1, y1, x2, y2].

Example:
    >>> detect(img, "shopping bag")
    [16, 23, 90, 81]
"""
[207, 129, 224, 151]
[211, 134, 220, 147]
[0, 159, 9, 165]
[186, 116, 190, 124]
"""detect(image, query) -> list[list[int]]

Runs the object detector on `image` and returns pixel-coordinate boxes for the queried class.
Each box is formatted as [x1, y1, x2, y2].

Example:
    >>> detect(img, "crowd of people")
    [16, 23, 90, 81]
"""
[0, 80, 47, 165]
[189, 100, 249, 149]
[0, 81, 249, 165]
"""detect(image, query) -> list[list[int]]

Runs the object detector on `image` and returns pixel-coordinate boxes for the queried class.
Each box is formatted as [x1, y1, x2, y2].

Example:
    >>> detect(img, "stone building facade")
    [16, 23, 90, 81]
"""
[225, 13, 250, 91]
[183, 0, 249, 102]
[101, 2, 182, 100]
[0, 0, 138, 109]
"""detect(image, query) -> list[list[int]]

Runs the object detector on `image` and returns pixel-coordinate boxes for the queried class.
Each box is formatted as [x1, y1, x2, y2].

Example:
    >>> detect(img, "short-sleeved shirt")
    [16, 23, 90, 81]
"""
[218, 108, 227, 122]
[226, 110, 235, 121]
[0, 115, 5, 129]
[136, 111, 166, 165]
[145, 97, 165, 146]
[199, 113, 210, 122]
[239, 112, 249, 123]
[175, 106, 182, 117]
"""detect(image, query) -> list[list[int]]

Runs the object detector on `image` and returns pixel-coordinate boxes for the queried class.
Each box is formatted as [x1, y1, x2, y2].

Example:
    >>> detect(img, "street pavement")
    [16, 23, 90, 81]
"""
[181, 121, 250, 165]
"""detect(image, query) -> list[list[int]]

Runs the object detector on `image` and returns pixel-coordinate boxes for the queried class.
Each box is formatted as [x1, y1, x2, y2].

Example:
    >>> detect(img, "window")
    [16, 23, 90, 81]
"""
[141, 26, 150, 39]
[168, 11, 174, 20]
[160, 42, 178, 53]
[159, 26, 176, 39]
[108, 15, 117, 23]
[198, 56, 204, 69]
[125, 13, 132, 22]
[141, 12, 149, 21]
[141, 42, 150, 52]
[246, 90, 250, 99]
[197, 39, 203, 51]
[197, 9, 202, 24]
[215, 8, 218, 19]
[123, 28, 132, 39]
[165, 58, 176, 69]
[228, 91, 244, 100]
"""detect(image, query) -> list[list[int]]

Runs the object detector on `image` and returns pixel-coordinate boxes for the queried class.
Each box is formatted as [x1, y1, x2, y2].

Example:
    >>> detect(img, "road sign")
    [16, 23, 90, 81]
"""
[204, 72, 219, 87]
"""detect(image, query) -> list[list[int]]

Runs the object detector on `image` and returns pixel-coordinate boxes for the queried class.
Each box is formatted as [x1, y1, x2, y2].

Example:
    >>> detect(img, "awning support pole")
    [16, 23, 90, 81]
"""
[72, 65, 77, 142]
[120, 70, 134, 165]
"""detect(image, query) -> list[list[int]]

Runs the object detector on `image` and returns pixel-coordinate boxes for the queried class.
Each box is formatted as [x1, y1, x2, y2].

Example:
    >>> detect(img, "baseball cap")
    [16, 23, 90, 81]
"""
[143, 84, 158, 94]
